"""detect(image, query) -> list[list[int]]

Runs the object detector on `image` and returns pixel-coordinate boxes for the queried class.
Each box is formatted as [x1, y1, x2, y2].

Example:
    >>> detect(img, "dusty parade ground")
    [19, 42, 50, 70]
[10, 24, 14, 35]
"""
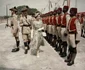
[0, 23, 85, 70]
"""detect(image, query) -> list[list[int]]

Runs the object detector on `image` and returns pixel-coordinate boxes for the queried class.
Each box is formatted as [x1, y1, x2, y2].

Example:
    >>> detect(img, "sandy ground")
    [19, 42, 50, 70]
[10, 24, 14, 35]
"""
[0, 23, 85, 70]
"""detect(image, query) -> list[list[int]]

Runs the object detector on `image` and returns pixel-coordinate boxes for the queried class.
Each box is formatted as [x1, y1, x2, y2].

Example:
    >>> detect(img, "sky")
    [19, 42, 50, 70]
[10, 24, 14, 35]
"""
[0, 0, 85, 16]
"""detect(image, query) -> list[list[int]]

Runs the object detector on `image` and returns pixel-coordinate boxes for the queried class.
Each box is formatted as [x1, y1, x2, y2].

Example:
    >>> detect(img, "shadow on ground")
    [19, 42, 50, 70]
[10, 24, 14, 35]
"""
[0, 67, 23, 70]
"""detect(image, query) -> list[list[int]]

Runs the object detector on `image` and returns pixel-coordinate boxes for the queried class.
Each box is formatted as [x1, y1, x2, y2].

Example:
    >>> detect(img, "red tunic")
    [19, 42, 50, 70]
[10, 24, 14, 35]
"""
[47, 17, 50, 25]
[57, 15, 62, 26]
[52, 16, 57, 25]
[44, 17, 46, 24]
[42, 18, 45, 24]
[68, 17, 77, 33]
[61, 14, 67, 27]
[49, 16, 52, 25]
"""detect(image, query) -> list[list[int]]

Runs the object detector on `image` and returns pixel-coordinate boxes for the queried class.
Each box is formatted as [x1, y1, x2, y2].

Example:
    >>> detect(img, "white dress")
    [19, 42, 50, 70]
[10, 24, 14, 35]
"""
[30, 19, 44, 55]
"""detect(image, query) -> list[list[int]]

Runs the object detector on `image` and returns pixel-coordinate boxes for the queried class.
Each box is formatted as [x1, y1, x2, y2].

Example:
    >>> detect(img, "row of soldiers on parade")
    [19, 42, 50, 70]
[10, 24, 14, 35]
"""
[41, 5, 83, 66]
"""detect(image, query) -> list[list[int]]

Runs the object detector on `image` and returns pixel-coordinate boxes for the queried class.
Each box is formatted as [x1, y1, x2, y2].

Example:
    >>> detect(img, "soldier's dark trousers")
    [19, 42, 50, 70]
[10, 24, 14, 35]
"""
[45, 31, 47, 39]
[27, 40, 30, 50]
[50, 34, 53, 45]
[15, 37, 20, 48]
[47, 34, 52, 44]
[16, 41, 20, 48]
[81, 29, 83, 37]
[60, 41, 67, 57]
[52, 35, 57, 47]
[24, 42, 29, 54]
[46, 33, 49, 41]
[54, 38, 58, 51]
[55, 37, 62, 52]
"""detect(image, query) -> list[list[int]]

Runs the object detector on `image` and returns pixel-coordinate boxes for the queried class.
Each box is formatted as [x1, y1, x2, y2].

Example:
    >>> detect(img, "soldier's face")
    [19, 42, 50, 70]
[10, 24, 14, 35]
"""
[22, 11, 27, 17]
[11, 11, 14, 15]
[70, 11, 76, 17]
[21, 12, 24, 17]
[58, 10, 62, 14]
[63, 8, 68, 13]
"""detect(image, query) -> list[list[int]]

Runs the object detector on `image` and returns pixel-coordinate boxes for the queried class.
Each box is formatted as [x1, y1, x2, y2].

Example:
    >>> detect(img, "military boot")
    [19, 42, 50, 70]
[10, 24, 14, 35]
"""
[60, 42, 67, 57]
[67, 53, 76, 66]
[12, 41, 20, 52]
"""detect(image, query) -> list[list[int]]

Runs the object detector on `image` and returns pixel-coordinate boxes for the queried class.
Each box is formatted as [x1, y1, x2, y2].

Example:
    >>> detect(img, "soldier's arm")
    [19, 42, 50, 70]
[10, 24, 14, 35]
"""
[75, 19, 81, 43]
[75, 19, 81, 34]
[66, 14, 70, 28]
[65, 14, 70, 32]
[19, 18, 23, 27]
[7, 18, 13, 27]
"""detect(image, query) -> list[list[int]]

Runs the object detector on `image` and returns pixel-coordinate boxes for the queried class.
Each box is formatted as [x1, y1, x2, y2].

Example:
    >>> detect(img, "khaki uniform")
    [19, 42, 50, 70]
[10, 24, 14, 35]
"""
[10, 14, 19, 37]
[9, 7, 20, 52]
[20, 15, 32, 41]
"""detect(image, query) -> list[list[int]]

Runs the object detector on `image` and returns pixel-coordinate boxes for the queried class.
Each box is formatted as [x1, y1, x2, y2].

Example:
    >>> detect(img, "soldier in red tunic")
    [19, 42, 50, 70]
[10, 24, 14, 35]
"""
[51, 11, 57, 47]
[46, 13, 50, 41]
[55, 8, 62, 52]
[47, 12, 53, 44]
[79, 13, 84, 37]
[65, 8, 81, 66]
[60, 6, 70, 57]
[53, 10, 59, 50]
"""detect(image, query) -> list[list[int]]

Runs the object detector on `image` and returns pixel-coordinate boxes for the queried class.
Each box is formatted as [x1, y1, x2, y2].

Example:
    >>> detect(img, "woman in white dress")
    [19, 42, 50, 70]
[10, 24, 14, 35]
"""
[30, 13, 45, 57]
